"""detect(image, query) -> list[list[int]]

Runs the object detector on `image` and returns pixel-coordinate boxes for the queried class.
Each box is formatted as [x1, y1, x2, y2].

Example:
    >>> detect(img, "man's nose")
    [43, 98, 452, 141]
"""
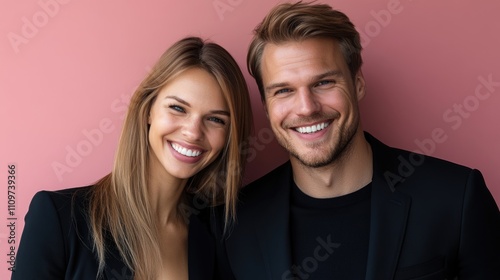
[296, 88, 320, 116]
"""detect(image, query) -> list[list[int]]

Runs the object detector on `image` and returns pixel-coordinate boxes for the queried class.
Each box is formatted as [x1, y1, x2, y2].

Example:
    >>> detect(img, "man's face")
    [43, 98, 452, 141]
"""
[260, 37, 365, 168]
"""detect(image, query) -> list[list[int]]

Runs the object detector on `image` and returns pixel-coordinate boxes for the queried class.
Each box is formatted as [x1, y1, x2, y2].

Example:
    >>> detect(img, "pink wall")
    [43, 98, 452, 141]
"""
[1, 0, 498, 276]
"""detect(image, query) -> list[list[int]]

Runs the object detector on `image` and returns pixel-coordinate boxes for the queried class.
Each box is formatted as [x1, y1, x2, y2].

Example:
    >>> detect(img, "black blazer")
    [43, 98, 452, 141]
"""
[12, 186, 215, 280]
[213, 133, 500, 280]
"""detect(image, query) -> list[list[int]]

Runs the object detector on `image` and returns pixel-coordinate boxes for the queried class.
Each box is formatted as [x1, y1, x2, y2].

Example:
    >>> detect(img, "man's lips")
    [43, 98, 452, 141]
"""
[293, 121, 331, 134]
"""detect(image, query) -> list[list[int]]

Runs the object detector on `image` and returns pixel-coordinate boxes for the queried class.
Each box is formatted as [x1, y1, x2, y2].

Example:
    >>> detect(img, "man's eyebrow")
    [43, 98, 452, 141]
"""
[314, 70, 344, 80]
[265, 82, 290, 92]
[264, 70, 344, 92]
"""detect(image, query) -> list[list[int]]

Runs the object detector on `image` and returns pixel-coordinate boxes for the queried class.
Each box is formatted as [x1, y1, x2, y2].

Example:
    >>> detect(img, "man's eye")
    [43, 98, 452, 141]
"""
[169, 105, 185, 112]
[208, 117, 226, 125]
[275, 88, 291, 95]
[316, 80, 334, 87]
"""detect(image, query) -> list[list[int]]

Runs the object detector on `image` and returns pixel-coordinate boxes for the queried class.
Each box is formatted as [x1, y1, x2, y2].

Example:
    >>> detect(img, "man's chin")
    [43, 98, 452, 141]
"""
[291, 152, 334, 169]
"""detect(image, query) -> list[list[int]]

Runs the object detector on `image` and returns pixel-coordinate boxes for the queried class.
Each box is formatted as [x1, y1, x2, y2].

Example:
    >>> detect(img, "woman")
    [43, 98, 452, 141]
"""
[12, 36, 253, 280]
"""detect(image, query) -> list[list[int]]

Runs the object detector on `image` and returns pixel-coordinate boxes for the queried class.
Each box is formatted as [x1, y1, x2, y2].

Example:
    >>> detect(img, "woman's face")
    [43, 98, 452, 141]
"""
[148, 67, 230, 182]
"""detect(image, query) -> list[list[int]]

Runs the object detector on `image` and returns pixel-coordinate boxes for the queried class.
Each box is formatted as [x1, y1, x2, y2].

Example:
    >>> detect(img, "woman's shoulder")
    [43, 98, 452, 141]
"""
[27, 186, 96, 247]
[39, 185, 94, 196]
[30, 186, 93, 218]
[14, 186, 101, 279]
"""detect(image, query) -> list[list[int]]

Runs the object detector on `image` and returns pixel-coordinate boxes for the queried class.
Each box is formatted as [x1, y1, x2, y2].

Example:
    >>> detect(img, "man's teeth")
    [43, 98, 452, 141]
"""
[296, 122, 329, 134]
[171, 143, 202, 157]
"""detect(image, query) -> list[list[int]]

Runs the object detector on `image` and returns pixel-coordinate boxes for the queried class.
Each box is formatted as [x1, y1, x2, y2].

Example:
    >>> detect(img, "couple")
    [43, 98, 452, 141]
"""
[12, 2, 500, 280]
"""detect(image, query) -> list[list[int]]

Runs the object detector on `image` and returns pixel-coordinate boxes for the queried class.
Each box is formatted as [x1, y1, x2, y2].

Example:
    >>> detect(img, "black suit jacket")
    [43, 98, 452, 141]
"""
[12, 186, 215, 280]
[213, 133, 500, 280]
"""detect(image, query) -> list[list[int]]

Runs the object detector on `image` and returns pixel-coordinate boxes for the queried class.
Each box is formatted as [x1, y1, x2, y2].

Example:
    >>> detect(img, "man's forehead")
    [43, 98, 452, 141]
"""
[260, 38, 347, 83]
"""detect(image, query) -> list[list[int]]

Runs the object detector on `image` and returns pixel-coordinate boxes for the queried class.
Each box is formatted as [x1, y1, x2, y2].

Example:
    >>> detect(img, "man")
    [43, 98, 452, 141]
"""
[213, 2, 500, 279]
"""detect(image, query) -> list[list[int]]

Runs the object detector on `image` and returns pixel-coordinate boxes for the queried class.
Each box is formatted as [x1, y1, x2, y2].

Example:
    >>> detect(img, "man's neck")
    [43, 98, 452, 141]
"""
[291, 131, 373, 198]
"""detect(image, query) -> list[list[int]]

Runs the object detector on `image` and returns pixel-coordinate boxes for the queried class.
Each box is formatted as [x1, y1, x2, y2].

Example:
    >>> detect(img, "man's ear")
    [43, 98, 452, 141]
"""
[264, 102, 270, 120]
[261, 95, 270, 119]
[355, 70, 366, 101]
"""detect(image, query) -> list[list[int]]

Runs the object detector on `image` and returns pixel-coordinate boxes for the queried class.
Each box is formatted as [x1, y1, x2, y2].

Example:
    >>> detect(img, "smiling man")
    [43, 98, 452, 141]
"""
[213, 2, 500, 280]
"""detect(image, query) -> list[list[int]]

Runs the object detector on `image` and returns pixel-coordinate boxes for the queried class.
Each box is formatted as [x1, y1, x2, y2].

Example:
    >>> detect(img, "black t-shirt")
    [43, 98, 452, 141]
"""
[289, 182, 371, 279]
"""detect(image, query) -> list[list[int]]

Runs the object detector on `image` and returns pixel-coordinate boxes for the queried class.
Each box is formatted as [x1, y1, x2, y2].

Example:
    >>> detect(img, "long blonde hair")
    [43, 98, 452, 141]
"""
[89, 37, 252, 279]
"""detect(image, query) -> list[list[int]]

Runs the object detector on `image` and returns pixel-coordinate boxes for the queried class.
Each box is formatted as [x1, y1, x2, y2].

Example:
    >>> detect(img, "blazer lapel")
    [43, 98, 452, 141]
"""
[254, 166, 293, 279]
[103, 238, 134, 280]
[226, 162, 293, 280]
[188, 212, 215, 280]
[364, 133, 411, 280]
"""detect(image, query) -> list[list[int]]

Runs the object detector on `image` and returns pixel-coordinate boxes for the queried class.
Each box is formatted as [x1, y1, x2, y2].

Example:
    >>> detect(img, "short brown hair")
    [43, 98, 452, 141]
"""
[247, 1, 363, 100]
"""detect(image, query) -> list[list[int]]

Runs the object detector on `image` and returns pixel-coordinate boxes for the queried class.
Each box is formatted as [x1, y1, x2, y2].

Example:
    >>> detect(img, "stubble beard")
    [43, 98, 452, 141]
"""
[277, 116, 359, 169]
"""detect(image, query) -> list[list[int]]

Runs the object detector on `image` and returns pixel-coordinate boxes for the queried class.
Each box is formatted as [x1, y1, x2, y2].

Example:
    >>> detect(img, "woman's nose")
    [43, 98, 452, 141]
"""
[182, 117, 204, 141]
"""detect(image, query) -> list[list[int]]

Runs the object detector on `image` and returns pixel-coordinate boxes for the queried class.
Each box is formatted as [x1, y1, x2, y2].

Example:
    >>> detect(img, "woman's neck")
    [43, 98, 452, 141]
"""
[147, 169, 188, 226]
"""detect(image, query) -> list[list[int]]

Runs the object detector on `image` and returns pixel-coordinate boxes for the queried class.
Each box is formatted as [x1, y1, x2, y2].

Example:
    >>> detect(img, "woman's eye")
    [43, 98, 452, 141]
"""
[208, 116, 226, 125]
[169, 105, 185, 113]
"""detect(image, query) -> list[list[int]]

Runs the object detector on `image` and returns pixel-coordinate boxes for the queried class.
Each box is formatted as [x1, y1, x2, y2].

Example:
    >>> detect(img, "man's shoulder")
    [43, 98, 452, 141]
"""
[239, 161, 291, 202]
[383, 145, 473, 182]
[247, 161, 291, 185]
[367, 132, 473, 183]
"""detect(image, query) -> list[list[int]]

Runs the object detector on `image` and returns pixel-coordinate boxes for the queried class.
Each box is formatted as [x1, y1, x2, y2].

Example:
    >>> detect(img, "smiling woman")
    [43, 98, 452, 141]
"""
[11, 37, 253, 280]
[148, 68, 230, 181]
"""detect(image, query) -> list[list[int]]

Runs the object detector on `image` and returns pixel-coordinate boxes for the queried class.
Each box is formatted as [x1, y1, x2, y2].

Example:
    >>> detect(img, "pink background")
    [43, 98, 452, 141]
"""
[1, 0, 499, 277]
